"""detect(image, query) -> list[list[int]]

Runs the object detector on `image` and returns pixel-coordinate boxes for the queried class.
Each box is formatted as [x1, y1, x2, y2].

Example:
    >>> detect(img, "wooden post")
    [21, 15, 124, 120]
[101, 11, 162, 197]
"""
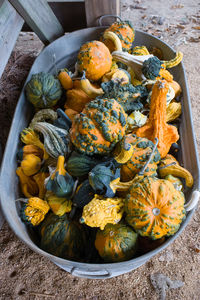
[8, 0, 64, 45]
[0, 0, 24, 78]
[85, 0, 120, 27]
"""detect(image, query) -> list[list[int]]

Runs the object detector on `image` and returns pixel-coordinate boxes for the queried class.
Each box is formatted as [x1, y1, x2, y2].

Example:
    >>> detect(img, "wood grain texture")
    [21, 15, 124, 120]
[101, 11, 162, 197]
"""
[0, 0, 24, 78]
[8, 0, 64, 44]
[85, 0, 120, 27]
[48, 0, 84, 2]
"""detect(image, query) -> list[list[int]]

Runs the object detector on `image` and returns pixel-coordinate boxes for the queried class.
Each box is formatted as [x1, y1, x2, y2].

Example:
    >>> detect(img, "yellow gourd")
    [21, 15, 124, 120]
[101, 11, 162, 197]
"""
[21, 154, 41, 176]
[80, 195, 124, 230]
[158, 154, 193, 188]
[21, 197, 50, 226]
[16, 167, 39, 198]
[21, 128, 49, 160]
[33, 169, 49, 199]
[45, 192, 72, 216]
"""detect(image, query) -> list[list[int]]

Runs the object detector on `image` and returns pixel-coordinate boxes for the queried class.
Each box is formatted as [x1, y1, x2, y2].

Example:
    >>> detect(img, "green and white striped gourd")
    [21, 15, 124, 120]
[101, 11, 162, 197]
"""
[33, 122, 70, 158]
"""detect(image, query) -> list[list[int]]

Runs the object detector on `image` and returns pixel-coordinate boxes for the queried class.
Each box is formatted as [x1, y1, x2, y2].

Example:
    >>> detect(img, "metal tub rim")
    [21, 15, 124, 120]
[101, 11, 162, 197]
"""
[0, 26, 200, 278]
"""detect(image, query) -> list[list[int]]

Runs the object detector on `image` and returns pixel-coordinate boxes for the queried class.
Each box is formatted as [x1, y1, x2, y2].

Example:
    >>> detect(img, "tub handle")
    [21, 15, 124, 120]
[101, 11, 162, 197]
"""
[184, 190, 200, 212]
[70, 267, 112, 279]
[98, 15, 122, 26]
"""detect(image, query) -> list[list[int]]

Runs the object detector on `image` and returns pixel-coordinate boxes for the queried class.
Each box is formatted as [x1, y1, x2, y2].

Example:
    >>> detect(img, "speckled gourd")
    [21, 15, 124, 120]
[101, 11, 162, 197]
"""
[70, 98, 127, 156]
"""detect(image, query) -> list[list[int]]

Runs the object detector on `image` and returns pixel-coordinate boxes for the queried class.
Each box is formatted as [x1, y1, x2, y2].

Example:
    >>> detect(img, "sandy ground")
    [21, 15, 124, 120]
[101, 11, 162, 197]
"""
[0, 1, 200, 299]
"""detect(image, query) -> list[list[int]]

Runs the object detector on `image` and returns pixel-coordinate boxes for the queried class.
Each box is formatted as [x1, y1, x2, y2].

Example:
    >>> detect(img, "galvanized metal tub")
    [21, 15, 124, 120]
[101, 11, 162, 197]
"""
[0, 27, 200, 279]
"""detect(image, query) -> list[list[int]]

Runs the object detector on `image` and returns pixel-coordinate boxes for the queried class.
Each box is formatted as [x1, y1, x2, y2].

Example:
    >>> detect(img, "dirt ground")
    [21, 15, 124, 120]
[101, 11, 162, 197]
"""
[0, 1, 200, 299]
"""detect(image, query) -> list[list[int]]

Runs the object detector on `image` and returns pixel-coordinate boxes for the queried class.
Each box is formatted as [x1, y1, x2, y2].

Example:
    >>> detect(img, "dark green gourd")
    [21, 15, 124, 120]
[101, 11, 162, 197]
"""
[69, 179, 94, 219]
[88, 164, 120, 197]
[46, 156, 74, 198]
[40, 213, 87, 260]
[66, 151, 102, 177]
[25, 72, 62, 109]
[95, 223, 138, 262]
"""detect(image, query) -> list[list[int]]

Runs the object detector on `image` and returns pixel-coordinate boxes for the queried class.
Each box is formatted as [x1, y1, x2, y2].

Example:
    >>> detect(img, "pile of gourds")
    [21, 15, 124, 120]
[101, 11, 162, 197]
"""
[16, 20, 194, 263]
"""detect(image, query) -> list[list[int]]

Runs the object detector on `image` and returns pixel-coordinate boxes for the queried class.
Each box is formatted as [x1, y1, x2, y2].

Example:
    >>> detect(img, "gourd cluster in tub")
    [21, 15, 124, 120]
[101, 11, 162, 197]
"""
[16, 20, 193, 263]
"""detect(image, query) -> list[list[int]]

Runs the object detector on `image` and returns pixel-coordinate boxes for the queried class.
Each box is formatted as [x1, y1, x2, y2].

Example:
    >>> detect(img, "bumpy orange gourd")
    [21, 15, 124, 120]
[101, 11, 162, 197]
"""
[77, 41, 112, 81]
[102, 21, 135, 52]
[70, 98, 127, 155]
[136, 80, 179, 158]
[120, 134, 160, 181]
[125, 176, 186, 239]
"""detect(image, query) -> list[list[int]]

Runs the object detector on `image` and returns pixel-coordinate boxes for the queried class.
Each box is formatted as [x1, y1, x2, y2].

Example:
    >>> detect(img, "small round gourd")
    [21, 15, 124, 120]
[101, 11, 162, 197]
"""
[25, 72, 62, 109]
[77, 41, 112, 81]
[125, 176, 186, 239]
[40, 213, 87, 260]
[95, 223, 138, 262]
[70, 98, 127, 156]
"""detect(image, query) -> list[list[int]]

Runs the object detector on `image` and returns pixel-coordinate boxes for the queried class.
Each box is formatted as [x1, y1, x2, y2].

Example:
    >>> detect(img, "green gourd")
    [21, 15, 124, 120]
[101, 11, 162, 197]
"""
[33, 122, 70, 158]
[88, 163, 120, 197]
[46, 156, 74, 198]
[40, 213, 87, 260]
[54, 108, 72, 131]
[25, 72, 62, 109]
[95, 223, 138, 262]
[73, 179, 94, 208]
[69, 179, 95, 219]
[66, 151, 102, 177]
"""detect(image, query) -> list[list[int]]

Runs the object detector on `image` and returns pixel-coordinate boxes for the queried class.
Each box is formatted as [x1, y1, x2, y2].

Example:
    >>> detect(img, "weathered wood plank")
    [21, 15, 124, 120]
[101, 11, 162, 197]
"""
[8, 0, 64, 44]
[85, 0, 120, 27]
[0, 0, 24, 78]
[48, 0, 84, 2]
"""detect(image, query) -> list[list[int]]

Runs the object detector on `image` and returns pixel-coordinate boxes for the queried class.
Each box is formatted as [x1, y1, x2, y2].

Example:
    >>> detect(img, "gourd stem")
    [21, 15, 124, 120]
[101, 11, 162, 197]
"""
[157, 162, 176, 170]
[15, 198, 28, 203]
[56, 108, 72, 126]
[138, 138, 159, 176]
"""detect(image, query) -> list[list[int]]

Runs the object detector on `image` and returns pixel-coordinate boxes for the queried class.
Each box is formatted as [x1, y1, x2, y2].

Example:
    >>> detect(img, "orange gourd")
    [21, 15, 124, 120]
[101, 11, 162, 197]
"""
[136, 80, 179, 158]
[65, 88, 91, 112]
[102, 21, 135, 52]
[125, 176, 186, 239]
[64, 106, 78, 121]
[70, 98, 127, 155]
[77, 41, 112, 81]
[58, 69, 73, 90]
[120, 134, 160, 181]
